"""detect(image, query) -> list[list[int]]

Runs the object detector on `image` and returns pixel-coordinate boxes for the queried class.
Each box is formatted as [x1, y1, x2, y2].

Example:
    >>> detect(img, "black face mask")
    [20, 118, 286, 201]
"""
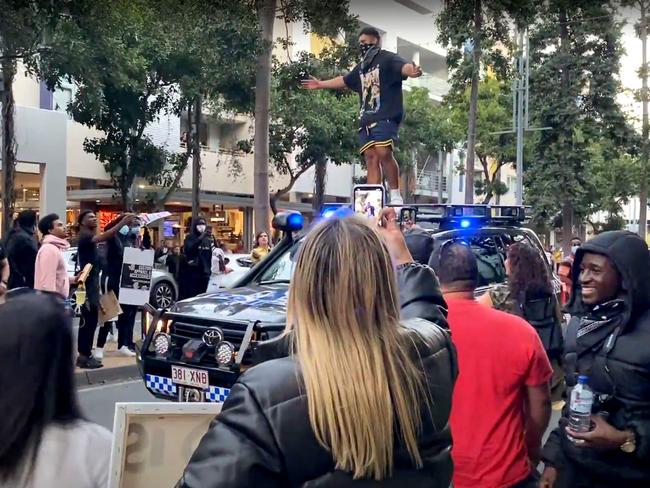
[359, 42, 375, 56]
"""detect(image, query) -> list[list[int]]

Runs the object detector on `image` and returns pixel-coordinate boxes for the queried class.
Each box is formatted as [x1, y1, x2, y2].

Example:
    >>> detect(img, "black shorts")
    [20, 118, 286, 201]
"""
[358, 119, 399, 154]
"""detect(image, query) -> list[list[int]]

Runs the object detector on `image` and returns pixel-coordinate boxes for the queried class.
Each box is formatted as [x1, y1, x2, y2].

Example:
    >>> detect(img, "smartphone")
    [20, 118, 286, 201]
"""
[399, 207, 417, 230]
[353, 185, 385, 219]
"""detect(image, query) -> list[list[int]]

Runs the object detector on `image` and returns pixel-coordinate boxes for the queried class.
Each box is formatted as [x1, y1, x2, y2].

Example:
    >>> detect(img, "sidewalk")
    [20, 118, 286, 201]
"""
[74, 318, 143, 387]
[75, 340, 141, 387]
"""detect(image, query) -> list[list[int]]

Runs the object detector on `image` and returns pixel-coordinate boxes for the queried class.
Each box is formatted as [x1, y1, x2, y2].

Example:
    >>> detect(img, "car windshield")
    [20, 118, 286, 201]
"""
[258, 240, 303, 283]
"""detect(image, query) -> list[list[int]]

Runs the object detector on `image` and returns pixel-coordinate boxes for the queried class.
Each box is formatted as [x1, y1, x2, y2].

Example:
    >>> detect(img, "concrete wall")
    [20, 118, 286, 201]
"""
[12, 66, 41, 109]
[0, 106, 68, 218]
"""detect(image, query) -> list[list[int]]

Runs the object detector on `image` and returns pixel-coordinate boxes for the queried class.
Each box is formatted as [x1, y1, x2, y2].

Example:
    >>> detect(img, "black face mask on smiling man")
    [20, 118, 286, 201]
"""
[579, 252, 622, 306]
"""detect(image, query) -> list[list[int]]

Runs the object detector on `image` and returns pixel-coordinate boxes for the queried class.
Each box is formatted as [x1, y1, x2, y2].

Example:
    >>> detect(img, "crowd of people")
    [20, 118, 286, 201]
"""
[0, 210, 273, 371]
[0, 207, 649, 488]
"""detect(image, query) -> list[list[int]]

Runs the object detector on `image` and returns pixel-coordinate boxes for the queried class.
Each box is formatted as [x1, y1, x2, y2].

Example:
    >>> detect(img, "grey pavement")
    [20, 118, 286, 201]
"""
[78, 379, 163, 430]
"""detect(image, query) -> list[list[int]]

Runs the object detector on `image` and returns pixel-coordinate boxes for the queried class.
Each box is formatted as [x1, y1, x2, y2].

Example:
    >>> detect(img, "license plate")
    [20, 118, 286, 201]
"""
[171, 365, 209, 389]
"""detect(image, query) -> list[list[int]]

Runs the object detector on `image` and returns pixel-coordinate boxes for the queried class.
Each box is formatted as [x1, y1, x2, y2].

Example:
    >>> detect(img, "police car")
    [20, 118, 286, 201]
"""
[137, 205, 559, 402]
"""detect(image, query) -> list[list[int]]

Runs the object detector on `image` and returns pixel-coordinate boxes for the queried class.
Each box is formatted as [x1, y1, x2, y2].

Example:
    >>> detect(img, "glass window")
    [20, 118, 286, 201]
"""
[257, 240, 302, 283]
[453, 235, 506, 288]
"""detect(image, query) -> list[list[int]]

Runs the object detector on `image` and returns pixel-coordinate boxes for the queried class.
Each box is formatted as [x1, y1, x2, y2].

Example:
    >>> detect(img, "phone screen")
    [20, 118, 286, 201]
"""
[353, 186, 384, 219]
[399, 207, 417, 229]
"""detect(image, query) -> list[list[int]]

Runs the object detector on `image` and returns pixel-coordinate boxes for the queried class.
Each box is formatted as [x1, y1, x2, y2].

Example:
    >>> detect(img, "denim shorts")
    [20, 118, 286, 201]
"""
[358, 119, 399, 154]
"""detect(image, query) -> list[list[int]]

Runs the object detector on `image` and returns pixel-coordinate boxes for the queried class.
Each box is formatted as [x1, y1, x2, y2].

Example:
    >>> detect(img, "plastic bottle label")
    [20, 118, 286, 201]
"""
[570, 390, 593, 414]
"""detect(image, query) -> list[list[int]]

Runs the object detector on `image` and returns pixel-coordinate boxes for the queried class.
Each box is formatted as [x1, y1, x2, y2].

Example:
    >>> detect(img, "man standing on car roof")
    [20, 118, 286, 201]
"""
[301, 27, 423, 206]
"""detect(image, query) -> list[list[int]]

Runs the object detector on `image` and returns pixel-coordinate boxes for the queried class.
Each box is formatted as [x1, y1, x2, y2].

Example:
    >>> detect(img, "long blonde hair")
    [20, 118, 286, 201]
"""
[286, 216, 428, 480]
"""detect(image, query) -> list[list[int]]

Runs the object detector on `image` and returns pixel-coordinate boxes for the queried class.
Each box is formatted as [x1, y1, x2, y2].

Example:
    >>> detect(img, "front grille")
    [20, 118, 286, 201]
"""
[168, 318, 251, 366]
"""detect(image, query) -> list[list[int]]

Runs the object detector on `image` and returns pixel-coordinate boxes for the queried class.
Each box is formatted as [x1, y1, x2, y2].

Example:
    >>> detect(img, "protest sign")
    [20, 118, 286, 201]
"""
[119, 248, 155, 306]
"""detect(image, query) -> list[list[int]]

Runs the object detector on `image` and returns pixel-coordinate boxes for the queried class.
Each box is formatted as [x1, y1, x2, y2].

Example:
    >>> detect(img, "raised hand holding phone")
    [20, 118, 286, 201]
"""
[377, 207, 413, 266]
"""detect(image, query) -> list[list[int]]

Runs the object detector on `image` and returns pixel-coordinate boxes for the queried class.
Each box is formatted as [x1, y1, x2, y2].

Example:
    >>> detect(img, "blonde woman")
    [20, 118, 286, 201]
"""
[251, 231, 272, 264]
[178, 209, 456, 487]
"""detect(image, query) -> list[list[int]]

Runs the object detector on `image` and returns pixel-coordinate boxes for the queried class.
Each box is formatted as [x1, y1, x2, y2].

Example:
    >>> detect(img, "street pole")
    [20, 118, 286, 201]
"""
[438, 150, 444, 203]
[640, 2, 649, 240]
[515, 29, 526, 206]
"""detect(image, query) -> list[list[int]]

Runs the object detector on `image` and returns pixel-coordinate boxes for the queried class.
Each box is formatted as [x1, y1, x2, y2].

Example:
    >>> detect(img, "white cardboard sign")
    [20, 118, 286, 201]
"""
[118, 248, 155, 306]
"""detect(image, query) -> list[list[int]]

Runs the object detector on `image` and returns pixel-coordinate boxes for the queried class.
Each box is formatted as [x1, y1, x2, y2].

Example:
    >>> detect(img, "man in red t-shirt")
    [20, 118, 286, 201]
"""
[435, 243, 553, 488]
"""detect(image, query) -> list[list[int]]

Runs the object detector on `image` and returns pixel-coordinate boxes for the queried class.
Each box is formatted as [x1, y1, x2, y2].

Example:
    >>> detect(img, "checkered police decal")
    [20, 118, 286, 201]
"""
[145, 374, 177, 397]
[205, 386, 230, 403]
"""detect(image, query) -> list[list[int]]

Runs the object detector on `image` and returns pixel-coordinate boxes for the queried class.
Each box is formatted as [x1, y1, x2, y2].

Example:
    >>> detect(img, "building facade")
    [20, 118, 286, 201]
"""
[1, 0, 520, 250]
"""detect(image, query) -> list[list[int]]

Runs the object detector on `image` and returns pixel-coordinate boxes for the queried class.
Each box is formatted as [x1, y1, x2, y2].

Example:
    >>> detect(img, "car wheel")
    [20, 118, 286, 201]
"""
[151, 281, 176, 309]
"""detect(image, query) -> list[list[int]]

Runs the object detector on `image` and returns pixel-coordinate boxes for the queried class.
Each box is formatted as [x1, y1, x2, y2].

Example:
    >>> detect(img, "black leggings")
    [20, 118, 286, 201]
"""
[97, 304, 138, 349]
[96, 321, 114, 349]
[78, 304, 99, 357]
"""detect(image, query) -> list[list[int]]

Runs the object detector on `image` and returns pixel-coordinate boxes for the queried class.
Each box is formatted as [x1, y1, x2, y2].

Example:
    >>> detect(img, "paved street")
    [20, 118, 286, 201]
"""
[79, 379, 163, 430]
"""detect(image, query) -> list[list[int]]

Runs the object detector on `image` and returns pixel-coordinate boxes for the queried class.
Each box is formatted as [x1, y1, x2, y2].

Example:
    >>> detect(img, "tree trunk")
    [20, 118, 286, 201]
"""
[464, 0, 482, 204]
[559, 7, 574, 254]
[253, 0, 276, 235]
[191, 95, 202, 221]
[313, 158, 327, 212]
[1, 59, 17, 238]
[639, 2, 649, 240]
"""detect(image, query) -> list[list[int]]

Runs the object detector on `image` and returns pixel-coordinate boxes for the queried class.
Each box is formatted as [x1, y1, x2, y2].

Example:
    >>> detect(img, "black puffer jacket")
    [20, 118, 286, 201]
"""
[542, 231, 650, 482]
[178, 264, 455, 487]
[4, 226, 38, 289]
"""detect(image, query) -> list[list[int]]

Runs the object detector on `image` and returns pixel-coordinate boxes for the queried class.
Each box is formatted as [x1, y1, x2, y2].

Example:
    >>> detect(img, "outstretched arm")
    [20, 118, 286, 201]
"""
[401, 62, 423, 78]
[92, 214, 136, 243]
[301, 75, 347, 90]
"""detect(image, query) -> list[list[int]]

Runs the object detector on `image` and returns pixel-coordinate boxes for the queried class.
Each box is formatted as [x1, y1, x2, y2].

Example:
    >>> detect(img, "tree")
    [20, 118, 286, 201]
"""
[394, 87, 462, 203]
[621, 0, 649, 238]
[448, 77, 531, 204]
[436, 0, 536, 205]
[41, 0, 259, 212]
[526, 1, 636, 248]
[266, 50, 358, 214]
[252, 0, 353, 234]
[0, 0, 64, 237]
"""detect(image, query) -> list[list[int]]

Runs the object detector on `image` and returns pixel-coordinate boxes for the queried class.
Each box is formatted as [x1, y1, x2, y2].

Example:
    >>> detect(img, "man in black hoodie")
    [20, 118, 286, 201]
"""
[183, 217, 213, 298]
[540, 231, 650, 487]
[5, 210, 38, 289]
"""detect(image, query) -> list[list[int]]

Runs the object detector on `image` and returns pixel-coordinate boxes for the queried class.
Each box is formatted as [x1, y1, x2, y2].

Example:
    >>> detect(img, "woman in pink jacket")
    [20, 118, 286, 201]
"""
[34, 214, 76, 298]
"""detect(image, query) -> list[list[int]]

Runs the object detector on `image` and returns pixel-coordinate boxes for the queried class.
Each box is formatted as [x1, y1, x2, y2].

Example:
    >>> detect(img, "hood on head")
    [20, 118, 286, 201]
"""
[569, 230, 650, 320]
[42, 234, 70, 250]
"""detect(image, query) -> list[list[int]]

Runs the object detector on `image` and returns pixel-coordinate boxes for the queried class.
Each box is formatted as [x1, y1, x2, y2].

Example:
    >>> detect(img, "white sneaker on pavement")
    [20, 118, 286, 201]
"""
[94, 347, 104, 360]
[117, 346, 136, 357]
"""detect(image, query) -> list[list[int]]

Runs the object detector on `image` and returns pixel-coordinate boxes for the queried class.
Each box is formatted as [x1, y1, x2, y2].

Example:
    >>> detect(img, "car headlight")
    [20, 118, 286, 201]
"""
[215, 341, 235, 367]
[153, 333, 171, 355]
[143, 310, 167, 335]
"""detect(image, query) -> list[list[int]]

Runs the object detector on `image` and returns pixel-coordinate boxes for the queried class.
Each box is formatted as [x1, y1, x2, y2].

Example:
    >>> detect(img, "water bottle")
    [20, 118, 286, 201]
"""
[567, 375, 593, 442]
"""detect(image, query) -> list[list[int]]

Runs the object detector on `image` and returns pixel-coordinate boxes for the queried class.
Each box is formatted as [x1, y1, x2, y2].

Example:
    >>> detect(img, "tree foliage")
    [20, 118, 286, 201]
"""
[0, 0, 68, 236]
[525, 0, 638, 232]
[267, 49, 358, 213]
[40, 0, 260, 211]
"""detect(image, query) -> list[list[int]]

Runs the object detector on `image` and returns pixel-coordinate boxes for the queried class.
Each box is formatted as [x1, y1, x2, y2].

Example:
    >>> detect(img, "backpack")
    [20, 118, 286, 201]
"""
[515, 292, 564, 360]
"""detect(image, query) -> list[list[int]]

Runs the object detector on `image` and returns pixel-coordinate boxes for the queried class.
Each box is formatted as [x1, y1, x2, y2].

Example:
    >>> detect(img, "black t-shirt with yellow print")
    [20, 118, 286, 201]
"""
[343, 49, 408, 127]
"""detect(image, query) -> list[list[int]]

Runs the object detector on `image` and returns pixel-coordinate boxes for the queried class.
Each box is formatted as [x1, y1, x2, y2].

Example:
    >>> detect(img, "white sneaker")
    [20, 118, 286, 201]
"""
[390, 195, 404, 206]
[117, 346, 136, 357]
[94, 347, 104, 360]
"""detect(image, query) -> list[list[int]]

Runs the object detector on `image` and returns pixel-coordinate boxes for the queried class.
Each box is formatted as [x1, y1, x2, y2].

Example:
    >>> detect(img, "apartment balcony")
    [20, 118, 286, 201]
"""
[415, 169, 447, 196]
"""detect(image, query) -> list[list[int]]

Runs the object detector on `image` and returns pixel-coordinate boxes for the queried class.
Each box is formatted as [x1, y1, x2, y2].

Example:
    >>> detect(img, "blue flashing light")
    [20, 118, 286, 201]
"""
[287, 212, 304, 230]
[460, 219, 471, 229]
[321, 209, 336, 219]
